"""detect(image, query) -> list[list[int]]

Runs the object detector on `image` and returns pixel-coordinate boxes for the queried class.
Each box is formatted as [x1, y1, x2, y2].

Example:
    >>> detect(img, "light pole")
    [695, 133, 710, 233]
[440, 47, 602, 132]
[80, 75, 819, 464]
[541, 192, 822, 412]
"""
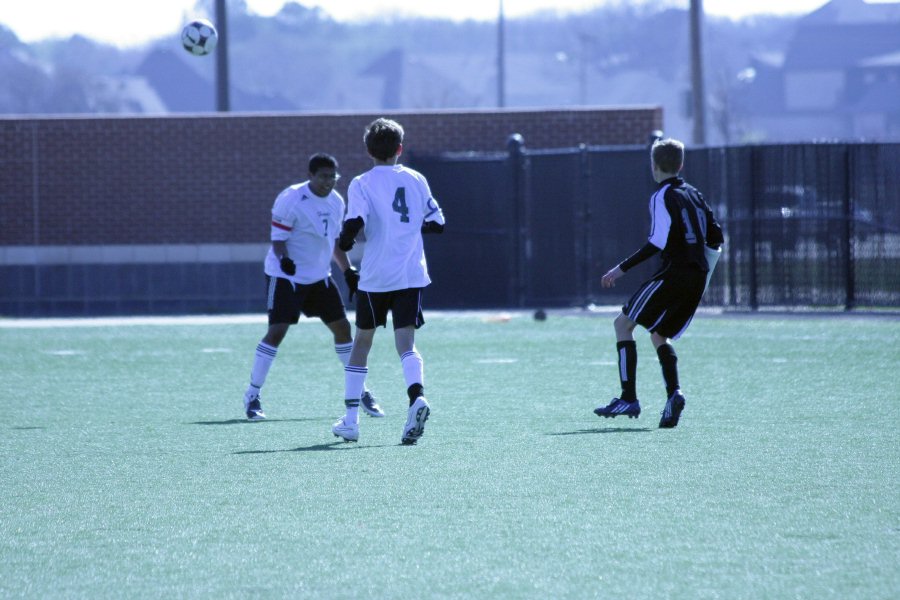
[497, 0, 506, 108]
[215, 0, 230, 112]
[689, 0, 706, 144]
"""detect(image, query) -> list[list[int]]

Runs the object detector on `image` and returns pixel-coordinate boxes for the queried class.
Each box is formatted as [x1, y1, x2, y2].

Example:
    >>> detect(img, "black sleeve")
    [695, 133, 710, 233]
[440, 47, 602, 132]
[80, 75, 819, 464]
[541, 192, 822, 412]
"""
[421, 221, 444, 234]
[619, 242, 660, 272]
[706, 210, 724, 249]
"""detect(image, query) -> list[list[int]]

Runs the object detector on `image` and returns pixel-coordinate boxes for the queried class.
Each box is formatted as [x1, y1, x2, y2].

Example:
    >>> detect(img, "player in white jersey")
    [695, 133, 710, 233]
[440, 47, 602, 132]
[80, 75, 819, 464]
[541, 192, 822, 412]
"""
[241, 153, 383, 421]
[331, 118, 445, 444]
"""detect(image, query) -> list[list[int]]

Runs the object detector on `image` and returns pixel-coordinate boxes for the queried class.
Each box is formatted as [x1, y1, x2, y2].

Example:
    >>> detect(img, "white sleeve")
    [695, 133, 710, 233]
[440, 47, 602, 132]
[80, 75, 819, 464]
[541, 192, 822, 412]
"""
[346, 179, 367, 222]
[270, 188, 295, 241]
[647, 187, 670, 249]
[419, 175, 445, 225]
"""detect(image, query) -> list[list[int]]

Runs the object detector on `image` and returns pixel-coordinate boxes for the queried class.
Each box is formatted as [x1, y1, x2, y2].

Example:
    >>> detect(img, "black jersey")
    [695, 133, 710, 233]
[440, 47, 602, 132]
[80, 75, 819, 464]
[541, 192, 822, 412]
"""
[648, 177, 723, 272]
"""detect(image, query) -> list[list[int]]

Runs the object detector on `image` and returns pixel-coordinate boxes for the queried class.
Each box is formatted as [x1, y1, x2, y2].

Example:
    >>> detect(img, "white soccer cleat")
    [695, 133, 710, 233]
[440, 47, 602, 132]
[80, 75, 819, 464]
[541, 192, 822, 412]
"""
[401, 397, 431, 445]
[332, 417, 359, 442]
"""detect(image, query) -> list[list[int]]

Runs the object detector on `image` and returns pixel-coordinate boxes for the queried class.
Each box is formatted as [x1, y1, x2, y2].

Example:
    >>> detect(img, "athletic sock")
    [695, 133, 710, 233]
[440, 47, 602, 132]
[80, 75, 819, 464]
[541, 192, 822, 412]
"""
[344, 365, 367, 424]
[656, 343, 680, 397]
[616, 340, 638, 401]
[249, 341, 278, 392]
[335, 342, 370, 396]
[407, 383, 424, 404]
[400, 350, 424, 406]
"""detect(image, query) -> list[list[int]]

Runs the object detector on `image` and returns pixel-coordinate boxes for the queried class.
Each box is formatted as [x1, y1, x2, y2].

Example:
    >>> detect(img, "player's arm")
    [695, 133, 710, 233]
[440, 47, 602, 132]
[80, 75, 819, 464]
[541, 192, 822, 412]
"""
[601, 242, 660, 288]
[420, 178, 446, 234]
[270, 194, 297, 275]
[332, 243, 359, 301]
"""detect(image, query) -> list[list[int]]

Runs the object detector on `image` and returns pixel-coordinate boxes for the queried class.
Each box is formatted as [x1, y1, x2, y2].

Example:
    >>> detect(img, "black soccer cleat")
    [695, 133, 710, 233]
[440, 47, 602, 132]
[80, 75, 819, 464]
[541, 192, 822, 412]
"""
[658, 391, 686, 429]
[593, 398, 641, 419]
[243, 392, 266, 421]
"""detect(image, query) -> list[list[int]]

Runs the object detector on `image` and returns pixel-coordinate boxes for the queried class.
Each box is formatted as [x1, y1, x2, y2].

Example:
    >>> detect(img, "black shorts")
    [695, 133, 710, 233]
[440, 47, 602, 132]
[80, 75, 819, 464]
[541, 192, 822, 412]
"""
[267, 276, 347, 326]
[355, 288, 425, 330]
[622, 265, 706, 340]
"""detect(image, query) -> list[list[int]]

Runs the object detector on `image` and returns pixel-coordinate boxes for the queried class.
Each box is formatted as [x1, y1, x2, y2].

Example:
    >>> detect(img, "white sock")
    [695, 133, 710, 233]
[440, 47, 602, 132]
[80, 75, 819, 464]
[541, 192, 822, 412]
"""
[400, 349, 424, 393]
[335, 342, 369, 396]
[249, 342, 278, 392]
[344, 366, 367, 424]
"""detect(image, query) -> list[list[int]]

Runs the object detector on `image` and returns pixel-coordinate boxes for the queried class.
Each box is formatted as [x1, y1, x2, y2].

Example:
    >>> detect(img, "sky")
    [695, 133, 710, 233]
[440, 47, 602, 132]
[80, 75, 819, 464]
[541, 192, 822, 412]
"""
[0, 0, 857, 48]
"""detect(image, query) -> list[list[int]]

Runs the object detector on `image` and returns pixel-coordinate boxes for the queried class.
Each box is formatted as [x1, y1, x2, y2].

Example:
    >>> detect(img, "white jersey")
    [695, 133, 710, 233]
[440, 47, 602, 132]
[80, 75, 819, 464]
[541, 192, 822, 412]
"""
[264, 181, 344, 285]
[346, 164, 445, 292]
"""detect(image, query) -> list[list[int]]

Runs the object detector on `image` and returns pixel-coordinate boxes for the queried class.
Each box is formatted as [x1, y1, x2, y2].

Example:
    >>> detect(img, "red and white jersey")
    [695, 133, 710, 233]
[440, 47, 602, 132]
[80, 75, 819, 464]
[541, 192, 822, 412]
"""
[346, 164, 445, 292]
[264, 181, 345, 284]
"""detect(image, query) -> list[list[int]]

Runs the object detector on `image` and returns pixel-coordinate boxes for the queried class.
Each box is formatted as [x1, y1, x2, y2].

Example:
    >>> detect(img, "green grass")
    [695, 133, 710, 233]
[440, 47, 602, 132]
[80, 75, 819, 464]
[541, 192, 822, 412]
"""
[1, 311, 899, 599]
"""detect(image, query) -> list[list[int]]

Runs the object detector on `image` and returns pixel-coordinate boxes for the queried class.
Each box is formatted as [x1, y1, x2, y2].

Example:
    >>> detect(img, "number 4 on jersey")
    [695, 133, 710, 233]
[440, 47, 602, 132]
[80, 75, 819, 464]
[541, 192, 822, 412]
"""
[392, 187, 410, 223]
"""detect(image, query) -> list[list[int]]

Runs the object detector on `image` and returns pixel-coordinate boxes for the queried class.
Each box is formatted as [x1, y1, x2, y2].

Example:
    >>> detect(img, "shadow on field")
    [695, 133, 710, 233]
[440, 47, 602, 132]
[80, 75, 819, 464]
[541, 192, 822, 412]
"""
[188, 418, 322, 426]
[233, 442, 395, 454]
[548, 427, 653, 436]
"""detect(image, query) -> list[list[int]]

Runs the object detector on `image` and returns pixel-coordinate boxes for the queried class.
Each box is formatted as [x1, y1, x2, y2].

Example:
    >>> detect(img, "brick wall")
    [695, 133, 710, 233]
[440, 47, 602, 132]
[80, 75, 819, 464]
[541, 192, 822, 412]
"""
[0, 106, 662, 316]
[0, 107, 661, 246]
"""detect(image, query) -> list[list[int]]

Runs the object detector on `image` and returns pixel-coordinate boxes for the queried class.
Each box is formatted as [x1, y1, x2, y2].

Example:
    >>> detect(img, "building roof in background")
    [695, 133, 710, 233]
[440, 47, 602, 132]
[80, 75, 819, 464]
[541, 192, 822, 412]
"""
[784, 23, 900, 69]
[803, 0, 900, 24]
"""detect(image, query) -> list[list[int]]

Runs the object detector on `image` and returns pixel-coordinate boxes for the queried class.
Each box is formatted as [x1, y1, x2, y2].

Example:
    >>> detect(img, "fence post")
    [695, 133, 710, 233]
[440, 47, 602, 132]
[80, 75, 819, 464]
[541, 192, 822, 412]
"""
[576, 143, 592, 305]
[844, 145, 856, 311]
[507, 133, 527, 307]
[749, 146, 759, 310]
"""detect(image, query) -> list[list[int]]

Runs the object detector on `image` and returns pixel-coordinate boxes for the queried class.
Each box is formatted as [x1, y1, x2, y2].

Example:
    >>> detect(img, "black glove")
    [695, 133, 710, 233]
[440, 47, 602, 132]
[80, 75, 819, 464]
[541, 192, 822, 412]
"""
[343, 267, 359, 302]
[338, 217, 364, 252]
[337, 233, 355, 252]
[280, 255, 296, 276]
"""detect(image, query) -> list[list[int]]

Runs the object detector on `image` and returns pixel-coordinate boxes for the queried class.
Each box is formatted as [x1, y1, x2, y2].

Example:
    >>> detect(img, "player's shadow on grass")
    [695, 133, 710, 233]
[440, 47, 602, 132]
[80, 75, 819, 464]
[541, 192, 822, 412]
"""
[189, 418, 323, 426]
[234, 442, 395, 454]
[548, 427, 653, 436]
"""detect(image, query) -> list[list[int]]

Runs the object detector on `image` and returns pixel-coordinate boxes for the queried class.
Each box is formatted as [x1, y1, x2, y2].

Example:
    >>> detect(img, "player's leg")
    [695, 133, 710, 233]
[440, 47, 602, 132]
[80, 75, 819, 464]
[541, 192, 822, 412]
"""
[391, 288, 430, 445]
[651, 332, 680, 398]
[648, 270, 705, 428]
[244, 277, 302, 420]
[595, 311, 641, 418]
[316, 279, 384, 417]
[333, 290, 384, 441]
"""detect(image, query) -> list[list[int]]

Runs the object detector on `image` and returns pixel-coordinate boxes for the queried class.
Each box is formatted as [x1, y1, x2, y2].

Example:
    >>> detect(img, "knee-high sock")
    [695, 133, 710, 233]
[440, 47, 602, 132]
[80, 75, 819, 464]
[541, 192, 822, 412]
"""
[401, 349, 424, 405]
[335, 342, 369, 394]
[616, 340, 638, 401]
[248, 342, 278, 393]
[343, 366, 367, 424]
[656, 343, 680, 397]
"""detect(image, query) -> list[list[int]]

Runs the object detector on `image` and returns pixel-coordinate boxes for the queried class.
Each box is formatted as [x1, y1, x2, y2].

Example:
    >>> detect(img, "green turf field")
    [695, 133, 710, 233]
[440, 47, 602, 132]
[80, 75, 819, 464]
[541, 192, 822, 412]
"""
[1, 311, 898, 599]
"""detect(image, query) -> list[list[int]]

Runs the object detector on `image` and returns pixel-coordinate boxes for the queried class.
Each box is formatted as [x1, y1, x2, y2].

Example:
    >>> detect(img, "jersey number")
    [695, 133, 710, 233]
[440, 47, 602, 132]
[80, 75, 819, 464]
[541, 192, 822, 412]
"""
[680, 205, 707, 245]
[392, 187, 410, 223]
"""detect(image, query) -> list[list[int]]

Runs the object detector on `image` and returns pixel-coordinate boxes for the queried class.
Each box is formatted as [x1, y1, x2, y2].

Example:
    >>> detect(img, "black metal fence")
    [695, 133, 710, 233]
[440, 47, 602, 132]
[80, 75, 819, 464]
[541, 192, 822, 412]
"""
[409, 141, 900, 310]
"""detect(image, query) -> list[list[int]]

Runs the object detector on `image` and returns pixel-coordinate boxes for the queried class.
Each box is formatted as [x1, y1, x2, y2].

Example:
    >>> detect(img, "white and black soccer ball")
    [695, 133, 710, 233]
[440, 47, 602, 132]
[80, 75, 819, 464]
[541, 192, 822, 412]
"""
[181, 19, 218, 56]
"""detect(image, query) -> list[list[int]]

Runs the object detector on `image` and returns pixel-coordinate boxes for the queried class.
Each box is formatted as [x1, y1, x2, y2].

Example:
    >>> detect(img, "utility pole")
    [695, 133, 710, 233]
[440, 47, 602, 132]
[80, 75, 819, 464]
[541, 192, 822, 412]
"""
[215, 0, 230, 112]
[689, 0, 706, 144]
[497, 0, 506, 108]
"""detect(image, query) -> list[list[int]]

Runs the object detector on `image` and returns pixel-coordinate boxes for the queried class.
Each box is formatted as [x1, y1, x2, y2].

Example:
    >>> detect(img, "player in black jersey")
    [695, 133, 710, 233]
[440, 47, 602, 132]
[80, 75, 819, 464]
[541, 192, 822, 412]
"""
[594, 138, 724, 428]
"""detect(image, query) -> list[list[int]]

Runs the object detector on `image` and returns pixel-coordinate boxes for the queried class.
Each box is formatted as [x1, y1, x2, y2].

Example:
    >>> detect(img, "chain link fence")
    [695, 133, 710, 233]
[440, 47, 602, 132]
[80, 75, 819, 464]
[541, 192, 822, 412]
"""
[410, 141, 900, 310]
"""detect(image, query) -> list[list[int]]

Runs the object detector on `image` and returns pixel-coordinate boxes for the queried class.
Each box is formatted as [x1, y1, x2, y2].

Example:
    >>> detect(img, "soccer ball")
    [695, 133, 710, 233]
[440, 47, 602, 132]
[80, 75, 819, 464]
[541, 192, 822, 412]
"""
[181, 19, 218, 56]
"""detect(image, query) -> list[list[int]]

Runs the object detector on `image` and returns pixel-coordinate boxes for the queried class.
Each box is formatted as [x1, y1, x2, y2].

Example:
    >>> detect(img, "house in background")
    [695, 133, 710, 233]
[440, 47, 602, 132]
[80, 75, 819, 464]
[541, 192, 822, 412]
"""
[733, 0, 900, 141]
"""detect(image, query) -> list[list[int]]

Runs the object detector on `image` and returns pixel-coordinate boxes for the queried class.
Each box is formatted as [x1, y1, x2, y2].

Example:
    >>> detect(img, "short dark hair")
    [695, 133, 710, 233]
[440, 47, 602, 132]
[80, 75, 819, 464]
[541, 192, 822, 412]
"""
[651, 138, 684, 174]
[308, 153, 338, 174]
[364, 118, 404, 161]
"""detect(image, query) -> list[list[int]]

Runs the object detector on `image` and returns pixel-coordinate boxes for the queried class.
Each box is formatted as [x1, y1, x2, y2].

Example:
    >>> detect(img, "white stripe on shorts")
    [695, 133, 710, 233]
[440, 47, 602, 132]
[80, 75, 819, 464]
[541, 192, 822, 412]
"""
[627, 280, 663, 322]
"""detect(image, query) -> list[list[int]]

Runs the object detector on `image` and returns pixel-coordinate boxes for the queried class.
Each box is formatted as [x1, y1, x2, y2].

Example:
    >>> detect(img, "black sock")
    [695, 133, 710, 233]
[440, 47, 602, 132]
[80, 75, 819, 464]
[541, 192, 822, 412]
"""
[407, 383, 424, 406]
[656, 343, 680, 397]
[616, 341, 638, 401]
